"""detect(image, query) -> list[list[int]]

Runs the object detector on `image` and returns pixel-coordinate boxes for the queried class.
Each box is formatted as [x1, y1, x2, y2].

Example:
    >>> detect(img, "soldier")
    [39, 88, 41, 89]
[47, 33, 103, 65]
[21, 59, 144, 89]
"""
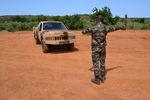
[89, 15, 125, 85]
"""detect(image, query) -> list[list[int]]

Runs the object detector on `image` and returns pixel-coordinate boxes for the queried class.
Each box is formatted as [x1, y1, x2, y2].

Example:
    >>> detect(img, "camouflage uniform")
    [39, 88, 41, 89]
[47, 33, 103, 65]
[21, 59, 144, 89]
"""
[91, 22, 115, 80]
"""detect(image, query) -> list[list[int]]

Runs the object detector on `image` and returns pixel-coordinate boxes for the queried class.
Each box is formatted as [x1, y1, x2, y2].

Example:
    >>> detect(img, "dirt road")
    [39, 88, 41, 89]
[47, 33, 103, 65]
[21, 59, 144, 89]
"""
[0, 30, 150, 100]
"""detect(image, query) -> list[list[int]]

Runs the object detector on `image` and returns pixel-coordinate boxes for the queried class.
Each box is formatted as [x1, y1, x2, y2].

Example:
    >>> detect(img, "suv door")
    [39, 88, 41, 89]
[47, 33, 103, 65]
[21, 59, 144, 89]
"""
[38, 23, 43, 41]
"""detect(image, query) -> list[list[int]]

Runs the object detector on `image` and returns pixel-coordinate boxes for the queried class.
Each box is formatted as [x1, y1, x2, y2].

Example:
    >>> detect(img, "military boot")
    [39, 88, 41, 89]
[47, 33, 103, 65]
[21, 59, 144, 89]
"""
[100, 76, 106, 83]
[100, 71, 106, 83]
[99, 66, 106, 83]
[91, 75, 101, 85]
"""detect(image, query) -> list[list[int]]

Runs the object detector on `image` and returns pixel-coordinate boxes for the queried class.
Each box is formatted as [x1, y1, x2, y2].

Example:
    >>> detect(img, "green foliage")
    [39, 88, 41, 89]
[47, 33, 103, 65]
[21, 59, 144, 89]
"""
[0, 14, 84, 31]
[91, 6, 120, 25]
[112, 16, 120, 25]
[0, 23, 6, 31]
[68, 15, 84, 30]
[116, 18, 150, 30]
[51, 16, 61, 21]
[36, 15, 48, 22]
[12, 16, 28, 22]
[50, 15, 84, 30]
[0, 22, 38, 32]
[0, 10, 150, 32]
[134, 18, 145, 23]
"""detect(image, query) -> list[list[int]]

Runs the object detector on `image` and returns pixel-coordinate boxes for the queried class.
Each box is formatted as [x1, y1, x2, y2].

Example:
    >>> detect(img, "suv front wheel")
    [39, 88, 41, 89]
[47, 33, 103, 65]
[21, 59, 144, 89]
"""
[41, 39, 49, 53]
[68, 43, 74, 50]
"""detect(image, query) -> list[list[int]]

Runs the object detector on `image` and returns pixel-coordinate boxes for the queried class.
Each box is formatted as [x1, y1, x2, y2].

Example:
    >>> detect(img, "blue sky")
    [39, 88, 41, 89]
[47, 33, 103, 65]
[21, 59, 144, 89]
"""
[0, 0, 149, 17]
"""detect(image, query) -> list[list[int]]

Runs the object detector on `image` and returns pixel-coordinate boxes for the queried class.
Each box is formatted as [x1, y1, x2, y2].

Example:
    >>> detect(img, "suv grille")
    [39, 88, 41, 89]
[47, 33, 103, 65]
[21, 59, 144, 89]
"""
[45, 36, 68, 40]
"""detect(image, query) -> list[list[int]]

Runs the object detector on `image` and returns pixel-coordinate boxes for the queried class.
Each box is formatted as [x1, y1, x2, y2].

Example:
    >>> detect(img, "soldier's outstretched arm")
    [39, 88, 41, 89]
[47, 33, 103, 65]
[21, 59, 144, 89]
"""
[106, 25, 126, 33]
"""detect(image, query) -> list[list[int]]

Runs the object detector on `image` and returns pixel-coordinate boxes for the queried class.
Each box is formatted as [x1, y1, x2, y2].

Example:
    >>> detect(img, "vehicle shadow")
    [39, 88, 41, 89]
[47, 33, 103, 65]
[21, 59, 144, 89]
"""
[48, 46, 79, 54]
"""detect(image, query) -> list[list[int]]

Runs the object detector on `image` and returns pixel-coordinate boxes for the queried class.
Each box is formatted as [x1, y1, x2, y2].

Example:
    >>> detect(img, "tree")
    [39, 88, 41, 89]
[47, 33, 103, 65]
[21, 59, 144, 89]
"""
[125, 14, 128, 28]
[91, 6, 120, 25]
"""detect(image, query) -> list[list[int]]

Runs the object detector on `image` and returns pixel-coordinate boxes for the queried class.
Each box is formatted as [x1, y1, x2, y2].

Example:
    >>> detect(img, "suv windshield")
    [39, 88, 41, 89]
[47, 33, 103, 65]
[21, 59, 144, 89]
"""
[43, 22, 67, 30]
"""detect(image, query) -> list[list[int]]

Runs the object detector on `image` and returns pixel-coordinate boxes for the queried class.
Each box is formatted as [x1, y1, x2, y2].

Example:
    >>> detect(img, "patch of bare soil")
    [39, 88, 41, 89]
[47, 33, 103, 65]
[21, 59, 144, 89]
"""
[0, 30, 150, 100]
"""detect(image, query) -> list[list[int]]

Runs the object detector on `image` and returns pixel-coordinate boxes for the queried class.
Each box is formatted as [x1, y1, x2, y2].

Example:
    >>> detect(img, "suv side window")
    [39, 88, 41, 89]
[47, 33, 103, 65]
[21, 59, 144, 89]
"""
[39, 23, 42, 31]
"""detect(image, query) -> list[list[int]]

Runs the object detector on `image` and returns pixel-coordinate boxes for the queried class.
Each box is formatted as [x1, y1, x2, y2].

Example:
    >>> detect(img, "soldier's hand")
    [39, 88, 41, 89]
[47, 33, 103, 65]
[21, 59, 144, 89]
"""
[82, 27, 90, 34]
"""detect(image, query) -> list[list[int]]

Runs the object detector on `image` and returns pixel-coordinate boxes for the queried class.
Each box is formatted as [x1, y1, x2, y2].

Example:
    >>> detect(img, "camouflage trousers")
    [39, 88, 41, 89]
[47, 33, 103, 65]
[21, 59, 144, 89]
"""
[92, 45, 106, 78]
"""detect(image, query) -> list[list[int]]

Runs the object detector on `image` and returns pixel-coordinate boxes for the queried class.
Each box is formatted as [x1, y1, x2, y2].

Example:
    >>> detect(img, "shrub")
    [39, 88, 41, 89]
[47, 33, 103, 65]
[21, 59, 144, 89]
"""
[0, 23, 6, 31]
[141, 24, 149, 30]
[6, 24, 16, 32]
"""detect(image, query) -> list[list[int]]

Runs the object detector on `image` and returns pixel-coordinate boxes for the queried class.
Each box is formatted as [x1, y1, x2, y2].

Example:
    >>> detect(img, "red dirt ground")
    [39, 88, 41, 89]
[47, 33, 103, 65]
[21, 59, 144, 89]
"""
[0, 30, 150, 100]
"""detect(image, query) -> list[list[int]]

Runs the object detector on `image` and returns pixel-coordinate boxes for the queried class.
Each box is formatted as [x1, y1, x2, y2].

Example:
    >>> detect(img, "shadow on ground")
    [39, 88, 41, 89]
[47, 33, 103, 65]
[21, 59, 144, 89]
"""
[89, 66, 123, 73]
[47, 46, 79, 54]
[106, 66, 123, 73]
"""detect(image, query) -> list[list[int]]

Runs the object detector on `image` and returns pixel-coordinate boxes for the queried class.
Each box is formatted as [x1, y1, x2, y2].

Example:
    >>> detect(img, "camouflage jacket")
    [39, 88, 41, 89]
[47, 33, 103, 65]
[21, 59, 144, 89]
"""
[90, 22, 115, 47]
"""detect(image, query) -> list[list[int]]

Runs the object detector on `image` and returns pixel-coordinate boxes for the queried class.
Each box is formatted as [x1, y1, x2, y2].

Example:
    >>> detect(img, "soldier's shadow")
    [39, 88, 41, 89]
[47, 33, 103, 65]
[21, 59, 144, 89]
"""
[106, 66, 122, 73]
[89, 66, 122, 72]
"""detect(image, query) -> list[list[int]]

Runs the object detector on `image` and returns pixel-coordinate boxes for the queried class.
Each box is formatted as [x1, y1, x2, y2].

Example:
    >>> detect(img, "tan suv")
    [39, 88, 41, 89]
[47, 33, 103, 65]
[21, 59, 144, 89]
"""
[33, 21, 76, 53]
